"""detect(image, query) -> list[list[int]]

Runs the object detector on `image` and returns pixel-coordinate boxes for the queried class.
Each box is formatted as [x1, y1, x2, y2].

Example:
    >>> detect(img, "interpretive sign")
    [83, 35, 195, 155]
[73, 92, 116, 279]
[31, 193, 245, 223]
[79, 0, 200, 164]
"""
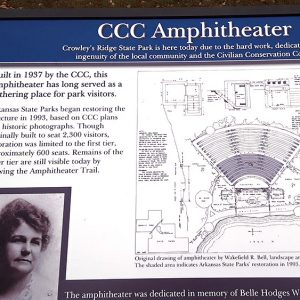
[1, 6, 300, 300]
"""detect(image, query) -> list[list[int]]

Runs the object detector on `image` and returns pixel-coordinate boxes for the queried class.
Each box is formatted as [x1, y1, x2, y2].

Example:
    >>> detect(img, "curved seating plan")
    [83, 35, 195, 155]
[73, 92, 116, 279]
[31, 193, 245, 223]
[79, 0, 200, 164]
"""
[192, 124, 300, 185]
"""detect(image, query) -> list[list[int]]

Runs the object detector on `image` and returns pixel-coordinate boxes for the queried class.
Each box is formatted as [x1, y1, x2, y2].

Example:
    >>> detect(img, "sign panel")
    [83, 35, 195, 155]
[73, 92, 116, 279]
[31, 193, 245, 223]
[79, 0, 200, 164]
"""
[0, 7, 300, 300]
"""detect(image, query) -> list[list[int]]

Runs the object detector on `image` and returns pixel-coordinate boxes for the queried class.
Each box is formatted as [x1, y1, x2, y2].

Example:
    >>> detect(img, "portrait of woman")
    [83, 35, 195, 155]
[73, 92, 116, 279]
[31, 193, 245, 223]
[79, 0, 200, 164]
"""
[0, 198, 56, 300]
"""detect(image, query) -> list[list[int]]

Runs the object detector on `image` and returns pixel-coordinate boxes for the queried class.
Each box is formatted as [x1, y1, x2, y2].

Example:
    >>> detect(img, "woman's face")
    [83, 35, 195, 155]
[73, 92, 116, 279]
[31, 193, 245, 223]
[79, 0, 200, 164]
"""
[5, 221, 42, 276]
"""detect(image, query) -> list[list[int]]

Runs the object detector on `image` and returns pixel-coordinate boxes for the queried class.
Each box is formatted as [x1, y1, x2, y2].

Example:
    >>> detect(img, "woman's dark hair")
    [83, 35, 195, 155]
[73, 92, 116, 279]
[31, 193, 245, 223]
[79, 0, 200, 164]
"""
[0, 198, 51, 251]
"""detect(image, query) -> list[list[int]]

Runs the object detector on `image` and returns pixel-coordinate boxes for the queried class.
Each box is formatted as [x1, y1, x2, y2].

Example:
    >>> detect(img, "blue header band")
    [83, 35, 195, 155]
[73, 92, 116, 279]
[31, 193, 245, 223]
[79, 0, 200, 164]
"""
[1, 16, 300, 63]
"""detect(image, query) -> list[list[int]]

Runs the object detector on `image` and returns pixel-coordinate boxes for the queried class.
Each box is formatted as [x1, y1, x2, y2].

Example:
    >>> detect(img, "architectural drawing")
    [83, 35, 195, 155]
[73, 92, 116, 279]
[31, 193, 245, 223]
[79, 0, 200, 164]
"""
[162, 79, 203, 115]
[224, 81, 251, 110]
[136, 66, 300, 255]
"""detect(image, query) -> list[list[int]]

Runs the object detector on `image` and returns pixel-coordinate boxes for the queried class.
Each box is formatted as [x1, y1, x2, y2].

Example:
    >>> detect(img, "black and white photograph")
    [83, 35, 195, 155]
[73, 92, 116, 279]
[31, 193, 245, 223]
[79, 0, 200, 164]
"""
[0, 189, 69, 300]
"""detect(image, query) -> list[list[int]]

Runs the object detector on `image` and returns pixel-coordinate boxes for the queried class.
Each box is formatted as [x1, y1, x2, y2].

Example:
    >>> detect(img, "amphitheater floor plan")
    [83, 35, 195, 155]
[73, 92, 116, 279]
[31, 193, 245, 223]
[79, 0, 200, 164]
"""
[136, 65, 300, 255]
